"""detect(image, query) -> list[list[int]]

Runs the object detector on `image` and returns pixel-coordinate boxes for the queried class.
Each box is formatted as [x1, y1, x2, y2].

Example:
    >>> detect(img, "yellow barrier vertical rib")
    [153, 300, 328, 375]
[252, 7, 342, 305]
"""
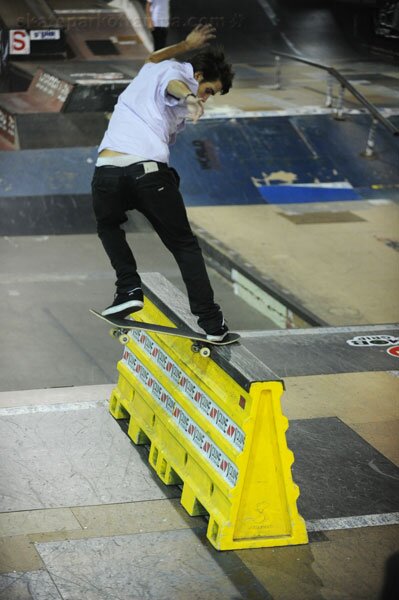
[223, 382, 307, 549]
[108, 290, 308, 550]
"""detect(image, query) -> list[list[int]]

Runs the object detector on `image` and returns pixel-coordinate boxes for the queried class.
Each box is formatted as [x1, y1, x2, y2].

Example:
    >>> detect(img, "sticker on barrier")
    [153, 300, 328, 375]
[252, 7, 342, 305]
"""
[129, 329, 246, 452]
[121, 347, 239, 486]
[346, 335, 399, 347]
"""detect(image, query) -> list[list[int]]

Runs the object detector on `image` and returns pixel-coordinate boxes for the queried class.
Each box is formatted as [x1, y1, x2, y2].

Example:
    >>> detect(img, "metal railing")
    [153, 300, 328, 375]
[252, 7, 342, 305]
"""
[272, 51, 399, 157]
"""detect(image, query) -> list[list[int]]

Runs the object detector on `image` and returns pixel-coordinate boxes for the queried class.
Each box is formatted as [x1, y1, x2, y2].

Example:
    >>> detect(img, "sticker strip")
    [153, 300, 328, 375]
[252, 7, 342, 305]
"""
[129, 329, 245, 452]
[122, 348, 239, 487]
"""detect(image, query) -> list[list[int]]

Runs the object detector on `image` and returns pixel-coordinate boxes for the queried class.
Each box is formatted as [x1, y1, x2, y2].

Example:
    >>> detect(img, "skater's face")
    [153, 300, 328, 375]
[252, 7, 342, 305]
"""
[194, 73, 223, 102]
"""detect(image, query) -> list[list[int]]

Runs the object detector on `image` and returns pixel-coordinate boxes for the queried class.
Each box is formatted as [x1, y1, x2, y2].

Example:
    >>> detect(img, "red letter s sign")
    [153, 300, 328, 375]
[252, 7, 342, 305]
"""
[10, 30, 31, 55]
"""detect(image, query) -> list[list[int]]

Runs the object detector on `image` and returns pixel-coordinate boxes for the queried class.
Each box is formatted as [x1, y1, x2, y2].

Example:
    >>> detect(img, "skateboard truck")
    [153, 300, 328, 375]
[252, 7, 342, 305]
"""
[109, 326, 130, 346]
[191, 341, 211, 358]
[91, 309, 240, 358]
[110, 326, 212, 357]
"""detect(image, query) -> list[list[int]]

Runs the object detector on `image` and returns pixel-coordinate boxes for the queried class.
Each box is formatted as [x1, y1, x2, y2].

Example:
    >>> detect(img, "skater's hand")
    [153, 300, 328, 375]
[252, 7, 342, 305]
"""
[185, 94, 204, 123]
[185, 24, 216, 51]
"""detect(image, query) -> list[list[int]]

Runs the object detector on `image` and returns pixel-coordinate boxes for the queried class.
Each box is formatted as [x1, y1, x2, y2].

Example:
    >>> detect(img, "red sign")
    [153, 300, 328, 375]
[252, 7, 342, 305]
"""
[387, 345, 399, 358]
[10, 30, 30, 55]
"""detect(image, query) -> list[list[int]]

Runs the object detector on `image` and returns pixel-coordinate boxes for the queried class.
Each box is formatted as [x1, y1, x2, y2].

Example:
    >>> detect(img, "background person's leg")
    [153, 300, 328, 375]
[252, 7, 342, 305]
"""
[152, 27, 168, 50]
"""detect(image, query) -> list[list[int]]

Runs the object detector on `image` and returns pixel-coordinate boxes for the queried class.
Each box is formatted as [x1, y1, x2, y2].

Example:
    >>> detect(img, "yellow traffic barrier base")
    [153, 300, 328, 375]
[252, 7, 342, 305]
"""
[108, 294, 308, 550]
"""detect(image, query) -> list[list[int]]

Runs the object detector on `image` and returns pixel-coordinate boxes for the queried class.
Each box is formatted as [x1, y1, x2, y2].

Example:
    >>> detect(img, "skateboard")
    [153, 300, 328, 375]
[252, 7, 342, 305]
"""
[90, 309, 240, 357]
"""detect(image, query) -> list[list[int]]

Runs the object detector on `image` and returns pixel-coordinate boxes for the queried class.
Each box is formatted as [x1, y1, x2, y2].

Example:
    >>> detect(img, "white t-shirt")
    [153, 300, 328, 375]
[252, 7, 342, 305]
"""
[98, 60, 198, 164]
[148, 0, 170, 28]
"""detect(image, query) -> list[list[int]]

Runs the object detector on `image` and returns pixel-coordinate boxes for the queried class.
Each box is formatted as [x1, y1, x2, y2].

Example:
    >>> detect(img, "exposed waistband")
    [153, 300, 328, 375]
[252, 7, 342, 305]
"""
[95, 160, 169, 175]
[96, 154, 147, 167]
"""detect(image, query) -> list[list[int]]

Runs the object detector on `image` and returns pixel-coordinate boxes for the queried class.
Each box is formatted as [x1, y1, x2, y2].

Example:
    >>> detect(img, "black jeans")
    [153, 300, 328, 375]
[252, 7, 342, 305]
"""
[91, 163, 223, 332]
[152, 27, 168, 51]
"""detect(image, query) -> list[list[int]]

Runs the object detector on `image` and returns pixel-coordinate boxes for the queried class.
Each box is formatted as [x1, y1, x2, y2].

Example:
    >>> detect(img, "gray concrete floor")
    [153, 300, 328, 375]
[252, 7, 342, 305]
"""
[0, 231, 274, 392]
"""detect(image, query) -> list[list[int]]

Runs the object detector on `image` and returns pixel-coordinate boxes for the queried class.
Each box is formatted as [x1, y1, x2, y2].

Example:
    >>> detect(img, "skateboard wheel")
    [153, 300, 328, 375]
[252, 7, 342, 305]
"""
[200, 347, 211, 358]
[109, 328, 118, 338]
[119, 334, 130, 345]
[191, 343, 200, 353]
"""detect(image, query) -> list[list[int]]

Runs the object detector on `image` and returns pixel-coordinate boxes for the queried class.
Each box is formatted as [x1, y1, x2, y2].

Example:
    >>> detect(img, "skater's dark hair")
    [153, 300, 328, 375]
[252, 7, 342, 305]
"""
[188, 46, 234, 95]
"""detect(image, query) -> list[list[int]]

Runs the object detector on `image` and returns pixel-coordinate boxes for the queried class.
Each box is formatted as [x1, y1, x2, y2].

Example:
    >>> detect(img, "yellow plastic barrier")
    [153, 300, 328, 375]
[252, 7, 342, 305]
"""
[109, 296, 308, 550]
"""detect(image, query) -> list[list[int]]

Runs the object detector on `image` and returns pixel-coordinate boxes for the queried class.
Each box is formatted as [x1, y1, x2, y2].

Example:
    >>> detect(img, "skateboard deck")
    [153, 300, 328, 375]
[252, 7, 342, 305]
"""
[90, 309, 240, 356]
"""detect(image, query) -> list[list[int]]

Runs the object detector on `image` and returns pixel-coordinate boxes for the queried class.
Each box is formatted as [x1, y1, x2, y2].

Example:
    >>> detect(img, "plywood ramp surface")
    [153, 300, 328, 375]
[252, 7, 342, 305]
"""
[188, 202, 399, 325]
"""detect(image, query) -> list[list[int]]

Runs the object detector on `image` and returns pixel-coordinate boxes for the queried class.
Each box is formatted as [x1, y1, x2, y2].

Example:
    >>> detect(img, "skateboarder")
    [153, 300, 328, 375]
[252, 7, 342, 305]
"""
[92, 25, 234, 341]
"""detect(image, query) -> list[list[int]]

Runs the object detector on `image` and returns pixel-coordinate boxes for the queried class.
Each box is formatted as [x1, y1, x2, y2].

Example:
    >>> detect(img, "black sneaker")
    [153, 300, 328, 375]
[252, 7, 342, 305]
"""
[205, 321, 229, 342]
[102, 288, 144, 318]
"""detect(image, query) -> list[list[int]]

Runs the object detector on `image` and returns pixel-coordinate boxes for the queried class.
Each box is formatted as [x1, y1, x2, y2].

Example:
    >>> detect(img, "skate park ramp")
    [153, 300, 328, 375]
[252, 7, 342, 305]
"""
[1, 1, 399, 598]
[1, 0, 398, 195]
[0, 110, 398, 235]
[167, 0, 368, 61]
[0, 272, 398, 597]
[0, 0, 148, 149]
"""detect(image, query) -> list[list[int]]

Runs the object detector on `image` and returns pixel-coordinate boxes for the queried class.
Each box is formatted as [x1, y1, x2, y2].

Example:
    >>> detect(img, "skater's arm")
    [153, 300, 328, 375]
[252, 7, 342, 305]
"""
[146, 23, 216, 63]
